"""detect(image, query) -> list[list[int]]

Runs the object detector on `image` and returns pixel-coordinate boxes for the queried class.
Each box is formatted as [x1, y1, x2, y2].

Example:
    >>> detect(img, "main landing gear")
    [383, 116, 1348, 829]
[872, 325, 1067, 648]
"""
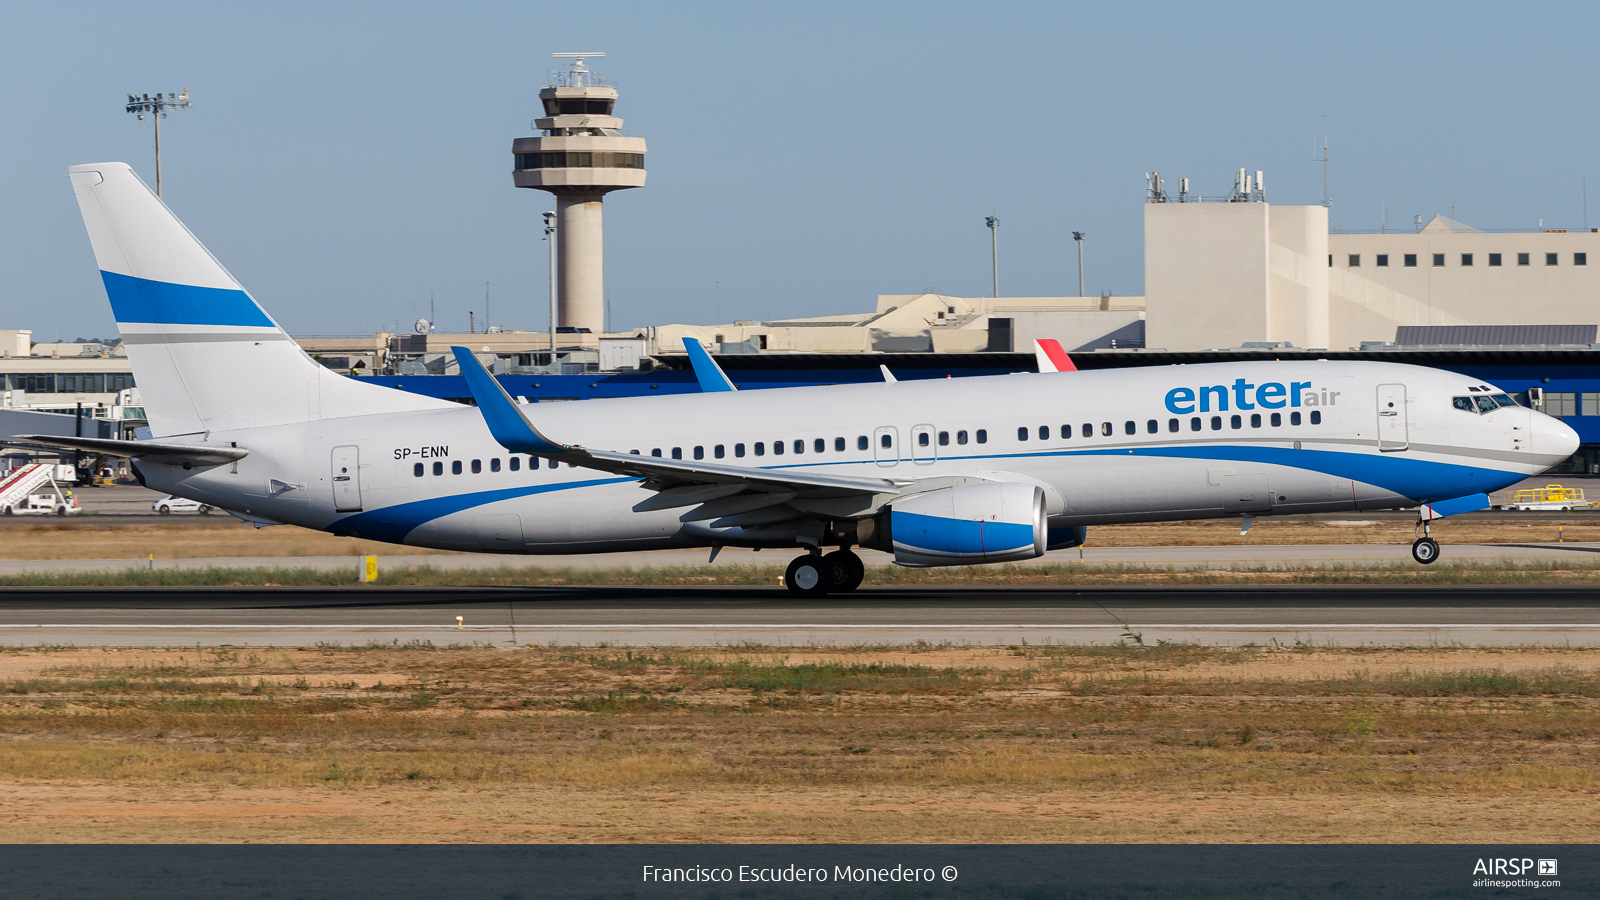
[1412, 519, 1441, 565]
[785, 549, 865, 596]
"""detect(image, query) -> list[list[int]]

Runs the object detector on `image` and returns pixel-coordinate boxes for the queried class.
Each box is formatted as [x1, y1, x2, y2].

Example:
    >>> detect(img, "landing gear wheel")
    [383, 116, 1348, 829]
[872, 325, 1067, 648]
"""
[820, 550, 865, 593]
[1411, 537, 1440, 565]
[785, 554, 830, 596]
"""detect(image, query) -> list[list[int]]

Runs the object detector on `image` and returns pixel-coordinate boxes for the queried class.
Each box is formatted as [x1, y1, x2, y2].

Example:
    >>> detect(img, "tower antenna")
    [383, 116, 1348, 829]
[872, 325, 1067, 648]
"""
[1313, 118, 1330, 208]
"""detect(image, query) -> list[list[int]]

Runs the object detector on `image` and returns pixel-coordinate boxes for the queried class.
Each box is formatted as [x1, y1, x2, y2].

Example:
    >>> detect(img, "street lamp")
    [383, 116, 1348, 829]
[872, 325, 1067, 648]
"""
[543, 210, 558, 368]
[124, 90, 193, 198]
[985, 216, 1000, 298]
[1072, 231, 1085, 297]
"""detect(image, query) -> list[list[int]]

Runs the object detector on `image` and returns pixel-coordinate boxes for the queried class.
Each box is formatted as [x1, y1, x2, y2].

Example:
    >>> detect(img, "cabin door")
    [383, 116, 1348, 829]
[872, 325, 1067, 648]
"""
[331, 445, 363, 511]
[1377, 383, 1409, 451]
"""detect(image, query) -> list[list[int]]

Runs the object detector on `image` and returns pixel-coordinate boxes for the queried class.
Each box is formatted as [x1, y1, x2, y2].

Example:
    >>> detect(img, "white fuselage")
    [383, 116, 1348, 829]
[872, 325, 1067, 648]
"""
[140, 359, 1572, 554]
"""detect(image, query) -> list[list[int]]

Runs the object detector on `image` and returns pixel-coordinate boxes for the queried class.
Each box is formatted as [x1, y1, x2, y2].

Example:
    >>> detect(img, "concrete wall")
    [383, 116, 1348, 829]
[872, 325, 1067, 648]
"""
[1145, 203, 1271, 351]
[1328, 230, 1600, 349]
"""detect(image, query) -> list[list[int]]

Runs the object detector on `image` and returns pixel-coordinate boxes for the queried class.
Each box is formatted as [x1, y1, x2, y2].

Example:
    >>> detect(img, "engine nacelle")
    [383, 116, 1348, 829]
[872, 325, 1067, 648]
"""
[885, 482, 1046, 567]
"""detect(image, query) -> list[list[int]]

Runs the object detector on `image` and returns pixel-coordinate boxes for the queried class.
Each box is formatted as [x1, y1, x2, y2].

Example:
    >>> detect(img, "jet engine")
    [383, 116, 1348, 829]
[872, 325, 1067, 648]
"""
[868, 482, 1046, 567]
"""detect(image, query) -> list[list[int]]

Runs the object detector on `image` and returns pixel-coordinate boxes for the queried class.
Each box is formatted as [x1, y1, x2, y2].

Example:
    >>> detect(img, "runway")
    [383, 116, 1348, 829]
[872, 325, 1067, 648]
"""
[2, 584, 1598, 647]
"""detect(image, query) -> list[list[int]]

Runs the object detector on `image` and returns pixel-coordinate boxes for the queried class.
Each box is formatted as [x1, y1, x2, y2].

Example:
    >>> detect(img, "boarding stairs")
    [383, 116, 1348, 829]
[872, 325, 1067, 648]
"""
[0, 464, 56, 512]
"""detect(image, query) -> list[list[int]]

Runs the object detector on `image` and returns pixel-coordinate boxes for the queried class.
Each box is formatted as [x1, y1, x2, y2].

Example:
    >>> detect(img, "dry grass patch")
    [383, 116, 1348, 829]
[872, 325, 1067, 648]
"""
[2, 644, 1599, 842]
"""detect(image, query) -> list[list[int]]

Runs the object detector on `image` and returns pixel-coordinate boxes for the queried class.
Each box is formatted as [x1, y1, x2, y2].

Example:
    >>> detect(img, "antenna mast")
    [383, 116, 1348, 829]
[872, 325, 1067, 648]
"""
[1313, 121, 1330, 208]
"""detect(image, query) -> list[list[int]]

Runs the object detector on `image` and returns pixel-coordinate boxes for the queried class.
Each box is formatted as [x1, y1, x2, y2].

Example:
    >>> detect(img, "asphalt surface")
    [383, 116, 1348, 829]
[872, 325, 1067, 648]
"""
[2, 584, 1598, 647]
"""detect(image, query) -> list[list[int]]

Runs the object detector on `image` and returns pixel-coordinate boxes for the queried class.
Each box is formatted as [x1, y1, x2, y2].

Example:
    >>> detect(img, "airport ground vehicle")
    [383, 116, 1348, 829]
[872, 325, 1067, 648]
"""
[4, 162, 1582, 593]
[152, 495, 213, 515]
[1503, 484, 1599, 511]
[0, 463, 80, 516]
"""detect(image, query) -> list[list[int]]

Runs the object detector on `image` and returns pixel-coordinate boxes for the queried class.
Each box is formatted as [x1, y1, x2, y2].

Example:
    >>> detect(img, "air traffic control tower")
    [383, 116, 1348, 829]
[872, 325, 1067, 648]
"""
[512, 53, 646, 335]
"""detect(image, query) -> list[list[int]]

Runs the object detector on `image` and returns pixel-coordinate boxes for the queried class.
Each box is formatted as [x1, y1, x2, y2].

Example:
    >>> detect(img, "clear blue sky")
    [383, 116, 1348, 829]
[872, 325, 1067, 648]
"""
[3, 1, 1597, 340]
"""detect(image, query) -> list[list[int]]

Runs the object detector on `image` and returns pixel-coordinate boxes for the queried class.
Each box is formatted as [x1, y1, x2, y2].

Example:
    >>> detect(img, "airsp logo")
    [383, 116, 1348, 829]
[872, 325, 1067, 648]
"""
[1472, 858, 1554, 876]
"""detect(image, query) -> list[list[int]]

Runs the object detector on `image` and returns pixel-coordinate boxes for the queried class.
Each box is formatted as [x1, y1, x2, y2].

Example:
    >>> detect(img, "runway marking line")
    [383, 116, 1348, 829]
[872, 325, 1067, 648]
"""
[2, 624, 1598, 631]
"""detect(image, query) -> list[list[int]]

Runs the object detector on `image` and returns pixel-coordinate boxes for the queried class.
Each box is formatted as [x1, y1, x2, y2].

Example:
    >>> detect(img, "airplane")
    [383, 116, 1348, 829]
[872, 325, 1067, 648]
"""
[9, 162, 1580, 595]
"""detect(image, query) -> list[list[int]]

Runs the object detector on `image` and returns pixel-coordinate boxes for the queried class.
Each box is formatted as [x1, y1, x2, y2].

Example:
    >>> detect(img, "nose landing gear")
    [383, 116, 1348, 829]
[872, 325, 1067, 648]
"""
[1412, 519, 1441, 565]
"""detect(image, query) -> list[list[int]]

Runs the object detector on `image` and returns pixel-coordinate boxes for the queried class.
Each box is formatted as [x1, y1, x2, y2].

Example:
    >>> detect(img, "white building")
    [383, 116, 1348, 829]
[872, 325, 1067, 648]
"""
[1144, 171, 1600, 351]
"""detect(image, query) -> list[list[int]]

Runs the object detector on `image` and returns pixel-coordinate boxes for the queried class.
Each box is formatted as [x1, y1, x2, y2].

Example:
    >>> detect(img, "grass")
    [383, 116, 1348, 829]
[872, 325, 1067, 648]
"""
[13, 558, 1600, 586]
[0, 644, 1598, 841]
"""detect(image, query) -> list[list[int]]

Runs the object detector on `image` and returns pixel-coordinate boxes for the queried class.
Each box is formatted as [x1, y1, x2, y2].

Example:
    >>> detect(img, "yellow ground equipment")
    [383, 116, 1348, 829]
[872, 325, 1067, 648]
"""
[1504, 484, 1599, 511]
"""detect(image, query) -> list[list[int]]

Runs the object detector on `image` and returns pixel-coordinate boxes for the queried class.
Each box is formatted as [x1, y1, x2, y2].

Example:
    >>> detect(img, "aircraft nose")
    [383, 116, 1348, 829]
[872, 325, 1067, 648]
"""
[1532, 411, 1580, 463]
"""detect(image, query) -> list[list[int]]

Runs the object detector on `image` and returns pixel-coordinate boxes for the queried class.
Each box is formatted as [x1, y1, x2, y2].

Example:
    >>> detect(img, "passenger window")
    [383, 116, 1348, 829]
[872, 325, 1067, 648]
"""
[693, 446, 704, 460]
[1101, 422, 1112, 436]
[510, 457, 521, 471]
[471, 459, 481, 474]
[413, 462, 424, 477]
[1147, 419, 1158, 434]
[919, 432, 931, 446]
[1230, 415, 1242, 429]
[755, 442, 765, 456]
[433, 461, 443, 475]
[937, 432, 949, 446]
[1310, 411, 1322, 424]
[880, 434, 891, 448]
[1124, 421, 1135, 435]
[793, 439, 804, 454]
[530, 457, 541, 469]
[1038, 425, 1049, 440]
[1250, 414, 1261, 428]
[651, 449, 662, 457]
[1290, 412, 1301, 426]
[836, 437, 846, 451]
[1190, 417, 1201, 431]
[774, 441, 785, 455]
[814, 438, 825, 453]
[452, 460, 463, 475]
[714, 445, 725, 459]
[672, 447, 683, 459]
[1081, 423, 1092, 438]
[1270, 413, 1281, 427]
[857, 436, 869, 450]
[1211, 416, 1222, 430]
[1060, 425, 1071, 439]
[1168, 418, 1179, 432]
[957, 430, 969, 445]
[1017, 427, 1029, 441]
[1452, 396, 1476, 413]
[735, 443, 746, 457]
[976, 429, 987, 443]
[491, 458, 501, 472]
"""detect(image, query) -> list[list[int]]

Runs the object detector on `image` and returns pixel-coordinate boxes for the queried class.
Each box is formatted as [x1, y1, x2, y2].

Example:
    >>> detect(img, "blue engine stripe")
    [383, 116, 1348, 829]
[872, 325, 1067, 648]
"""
[891, 510, 1035, 557]
[330, 478, 631, 544]
[102, 271, 275, 328]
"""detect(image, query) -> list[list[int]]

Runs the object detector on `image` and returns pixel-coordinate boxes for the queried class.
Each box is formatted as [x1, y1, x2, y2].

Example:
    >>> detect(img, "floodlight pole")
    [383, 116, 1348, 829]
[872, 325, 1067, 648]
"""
[1073, 231, 1085, 297]
[544, 211, 558, 368]
[125, 90, 193, 198]
[985, 216, 1000, 298]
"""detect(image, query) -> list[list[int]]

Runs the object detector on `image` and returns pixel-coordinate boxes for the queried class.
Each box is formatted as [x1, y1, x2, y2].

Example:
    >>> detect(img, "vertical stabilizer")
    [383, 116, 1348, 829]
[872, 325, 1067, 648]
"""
[67, 163, 450, 437]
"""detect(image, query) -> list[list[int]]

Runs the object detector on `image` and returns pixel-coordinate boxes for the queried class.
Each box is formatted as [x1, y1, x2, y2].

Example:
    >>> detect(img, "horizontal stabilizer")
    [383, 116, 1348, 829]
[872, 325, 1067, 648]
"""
[4, 435, 247, 466]
[684, 339, 737, 392]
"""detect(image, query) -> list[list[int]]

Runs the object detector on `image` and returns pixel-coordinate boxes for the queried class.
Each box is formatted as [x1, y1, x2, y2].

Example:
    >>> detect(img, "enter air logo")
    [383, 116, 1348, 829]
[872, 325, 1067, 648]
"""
[1164, 379, 1342, 414]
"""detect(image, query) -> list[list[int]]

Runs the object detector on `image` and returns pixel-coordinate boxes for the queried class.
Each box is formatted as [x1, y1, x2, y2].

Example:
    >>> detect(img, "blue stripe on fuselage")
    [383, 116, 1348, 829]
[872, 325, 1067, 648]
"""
[329, 478, 632, 544]
[101, 271, 275, 327]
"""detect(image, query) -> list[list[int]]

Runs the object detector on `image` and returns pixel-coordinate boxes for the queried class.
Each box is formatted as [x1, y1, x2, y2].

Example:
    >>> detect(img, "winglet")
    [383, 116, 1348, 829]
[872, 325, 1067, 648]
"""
[683, 339, 737, 392]
[451, 347, 567, 454]
[879, 364, 897, 383]
[1035, 338, 1077, 373]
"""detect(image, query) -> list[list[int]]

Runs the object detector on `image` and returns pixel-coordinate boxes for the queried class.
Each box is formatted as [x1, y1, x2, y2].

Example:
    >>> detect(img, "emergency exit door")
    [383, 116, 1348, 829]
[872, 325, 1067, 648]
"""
[331, 445, 362, 511]
[1376, 384, 1409, 451]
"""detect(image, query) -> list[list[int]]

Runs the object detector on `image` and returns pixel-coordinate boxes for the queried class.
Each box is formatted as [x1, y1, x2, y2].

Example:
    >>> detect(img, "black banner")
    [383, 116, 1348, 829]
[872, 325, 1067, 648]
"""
[0, 845, 1594, 898]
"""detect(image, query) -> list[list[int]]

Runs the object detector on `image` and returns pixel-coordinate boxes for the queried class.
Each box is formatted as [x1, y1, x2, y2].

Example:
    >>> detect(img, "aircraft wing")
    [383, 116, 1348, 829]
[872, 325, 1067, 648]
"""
[451, 347, 903, 509]
[2, 435, 248, 466]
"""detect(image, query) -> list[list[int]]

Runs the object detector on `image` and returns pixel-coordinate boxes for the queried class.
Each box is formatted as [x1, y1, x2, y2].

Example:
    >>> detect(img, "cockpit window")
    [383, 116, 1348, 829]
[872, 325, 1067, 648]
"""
[1474, 395, 1499, 414]
[1491, 393, 1518, 408]
[1452, 396, 1476, 413]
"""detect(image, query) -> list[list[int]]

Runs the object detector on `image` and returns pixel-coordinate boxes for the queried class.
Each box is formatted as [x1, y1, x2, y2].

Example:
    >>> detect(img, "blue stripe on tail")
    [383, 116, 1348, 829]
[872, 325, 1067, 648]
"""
[101, 271, 274, 327]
